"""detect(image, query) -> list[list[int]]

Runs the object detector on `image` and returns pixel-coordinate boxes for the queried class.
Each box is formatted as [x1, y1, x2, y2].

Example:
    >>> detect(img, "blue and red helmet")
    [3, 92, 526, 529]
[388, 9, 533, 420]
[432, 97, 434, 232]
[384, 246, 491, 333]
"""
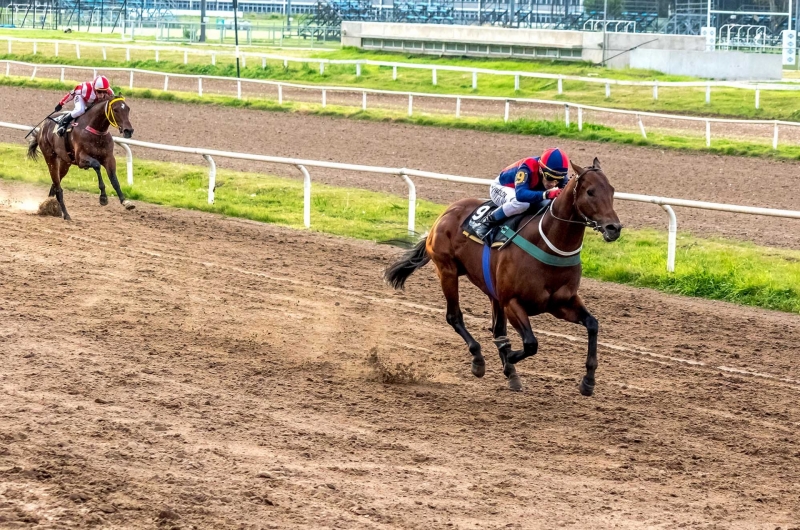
[538, 147, 570, 180]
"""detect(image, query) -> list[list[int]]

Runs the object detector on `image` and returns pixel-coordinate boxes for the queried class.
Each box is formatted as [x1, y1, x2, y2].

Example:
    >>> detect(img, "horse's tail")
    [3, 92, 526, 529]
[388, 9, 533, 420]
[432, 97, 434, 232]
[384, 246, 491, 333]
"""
[384, 237, 431, 290]
[27, 129, 40, 161]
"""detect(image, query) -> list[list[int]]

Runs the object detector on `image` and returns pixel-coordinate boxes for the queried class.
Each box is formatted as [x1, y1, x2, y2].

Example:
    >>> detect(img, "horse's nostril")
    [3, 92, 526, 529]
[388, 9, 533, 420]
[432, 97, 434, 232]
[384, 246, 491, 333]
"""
[605, 224, 619, 234]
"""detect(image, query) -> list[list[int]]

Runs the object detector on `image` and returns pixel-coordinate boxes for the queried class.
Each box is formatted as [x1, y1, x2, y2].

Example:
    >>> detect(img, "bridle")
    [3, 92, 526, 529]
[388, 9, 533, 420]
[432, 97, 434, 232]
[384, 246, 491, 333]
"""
[538, 165, 603, 257]
[104, 97, 126, 130]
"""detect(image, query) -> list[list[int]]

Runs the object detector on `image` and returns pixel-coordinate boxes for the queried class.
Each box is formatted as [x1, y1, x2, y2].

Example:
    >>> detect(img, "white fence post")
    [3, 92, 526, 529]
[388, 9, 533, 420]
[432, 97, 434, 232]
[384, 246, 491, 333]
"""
[565, 104, 570, 128]
[401, 172, 416, 235]
[393, 65, 397, 80]
[278, 83, 283, 104]
[30, 67, 36, 80]
[578, 107, 583, 131]
[432, 67, 437, 85]
[605, 83, 610, 98]
[706, 84, 711, 104]
[198, 77, 202, 96]
[472, 71, 477, 90]
[755, 88, 760, 109]
[297, 165, 311, 228]
[204, 154, 216, 204]
[319, 61, 324, 75]
[102, 46, 106, 61]
[322, 89, 326, 108]
[33, 41, 37, 55]
[212, 53, 216, 66]
[705, 120, 711, 147]
[119, 143, 134, 186]
[237, 80, 242, 99]
[773, 122, 779, 150]
[362, 91, 367, 111]
[129, 70, 134, 89]
[661, 205, 677, 273]
[356, 63, 361, 77]
[241, 54, 246, 68]
[456, 96, 461, 119]
[93, 68, 97, 78]
[126, 47, 130, 62]
[163, 76, 169, 92]
[514, 74, 519, 91]
[408, 94, 413, 116]
[558, 75, 563, 95]
[76, 44, 80, 59]
[653, 80, 658, 100]
[4, 62, 7, 77]
[155, 50, 159, 62]
[184, 51, 188, 64]
[262, 56, 266, 69]
[504, 100, 509, 123]
[637, 114, 647, 139]
[283, 59, 287, 69]
[60, 67, 64, 83]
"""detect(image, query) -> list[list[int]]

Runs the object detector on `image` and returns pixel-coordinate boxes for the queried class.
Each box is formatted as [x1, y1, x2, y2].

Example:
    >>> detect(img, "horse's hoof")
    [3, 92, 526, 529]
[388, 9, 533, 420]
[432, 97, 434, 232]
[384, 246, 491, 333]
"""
[579, 377, 595, 397]
[508, 374, 523, 392]
[471, 359, 486, 378]
[63, 215, 72, 221]
[123, 200, 135, 210]
[99, 195, 108, 206]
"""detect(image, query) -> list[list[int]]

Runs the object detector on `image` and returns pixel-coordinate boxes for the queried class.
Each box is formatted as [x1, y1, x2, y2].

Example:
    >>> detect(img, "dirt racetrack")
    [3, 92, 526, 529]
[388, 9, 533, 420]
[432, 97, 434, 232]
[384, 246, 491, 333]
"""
[1, 86, 800, 249]
[2, 180, 800, 529]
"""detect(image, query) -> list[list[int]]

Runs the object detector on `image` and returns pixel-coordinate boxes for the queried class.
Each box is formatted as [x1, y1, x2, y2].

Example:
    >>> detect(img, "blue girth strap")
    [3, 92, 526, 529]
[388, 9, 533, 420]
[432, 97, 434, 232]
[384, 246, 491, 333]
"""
[482, 244, 497, 300]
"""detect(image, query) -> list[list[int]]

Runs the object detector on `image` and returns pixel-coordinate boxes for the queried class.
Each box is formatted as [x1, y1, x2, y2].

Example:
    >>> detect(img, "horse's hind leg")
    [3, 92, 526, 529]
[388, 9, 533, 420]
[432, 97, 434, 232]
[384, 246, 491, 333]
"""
[491, 299, 521, 391]
[52, 162, 71, 221]
[503, 298, 539, 391]
[438, 265, 485, 378]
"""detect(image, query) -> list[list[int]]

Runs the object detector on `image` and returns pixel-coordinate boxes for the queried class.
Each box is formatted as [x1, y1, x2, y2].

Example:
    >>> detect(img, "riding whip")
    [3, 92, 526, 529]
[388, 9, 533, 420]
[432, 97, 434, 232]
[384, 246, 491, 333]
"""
[25, 111, 58, 139]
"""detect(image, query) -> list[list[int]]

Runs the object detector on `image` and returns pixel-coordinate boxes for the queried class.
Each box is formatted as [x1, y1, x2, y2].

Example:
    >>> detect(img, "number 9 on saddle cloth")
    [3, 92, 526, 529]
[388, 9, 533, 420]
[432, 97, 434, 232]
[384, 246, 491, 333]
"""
[463, 200, 550, 247]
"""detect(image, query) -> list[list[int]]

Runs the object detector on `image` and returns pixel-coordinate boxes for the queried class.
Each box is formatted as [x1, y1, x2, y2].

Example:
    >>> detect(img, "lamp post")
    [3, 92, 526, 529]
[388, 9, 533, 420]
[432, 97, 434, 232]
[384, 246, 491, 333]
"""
[602, 0, 608, 66]
[200, 0, 206, 42]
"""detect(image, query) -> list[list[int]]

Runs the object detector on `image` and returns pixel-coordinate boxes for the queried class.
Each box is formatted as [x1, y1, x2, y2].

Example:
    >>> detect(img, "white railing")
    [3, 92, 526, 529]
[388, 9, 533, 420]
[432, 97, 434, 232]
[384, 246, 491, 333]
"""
[4, 35, 800, 100]
[2, 120, 799, 273]
[4, 59, 800, 149]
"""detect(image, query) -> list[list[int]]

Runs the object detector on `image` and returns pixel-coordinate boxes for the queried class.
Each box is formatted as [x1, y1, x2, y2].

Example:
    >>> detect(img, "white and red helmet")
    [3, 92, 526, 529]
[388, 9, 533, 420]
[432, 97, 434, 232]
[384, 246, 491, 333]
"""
[93, 75, 111, 92]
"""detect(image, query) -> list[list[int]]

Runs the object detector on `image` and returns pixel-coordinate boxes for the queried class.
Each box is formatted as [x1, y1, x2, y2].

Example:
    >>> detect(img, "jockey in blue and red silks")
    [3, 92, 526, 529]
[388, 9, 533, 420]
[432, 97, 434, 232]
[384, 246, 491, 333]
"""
[54, 75, 115, 137]
[473, 147, 571, 240]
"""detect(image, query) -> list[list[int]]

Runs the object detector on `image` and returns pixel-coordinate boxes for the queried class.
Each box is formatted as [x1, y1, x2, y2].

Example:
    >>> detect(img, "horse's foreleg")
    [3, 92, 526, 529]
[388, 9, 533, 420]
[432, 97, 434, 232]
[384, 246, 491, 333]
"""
[552, 296, 597, 397]
[87, 158, 109, 206]
[491, 299, 520, 390]
[439, 266, 484, 378]
[103, 157, 134, 210]
[503, 299, 537, 391]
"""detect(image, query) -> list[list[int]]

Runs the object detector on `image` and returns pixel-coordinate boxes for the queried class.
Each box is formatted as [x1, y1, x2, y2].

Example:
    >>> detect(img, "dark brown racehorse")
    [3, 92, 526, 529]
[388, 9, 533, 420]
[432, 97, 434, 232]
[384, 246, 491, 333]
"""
[27, 97, 135, 220]
[385, 159, 622, 395]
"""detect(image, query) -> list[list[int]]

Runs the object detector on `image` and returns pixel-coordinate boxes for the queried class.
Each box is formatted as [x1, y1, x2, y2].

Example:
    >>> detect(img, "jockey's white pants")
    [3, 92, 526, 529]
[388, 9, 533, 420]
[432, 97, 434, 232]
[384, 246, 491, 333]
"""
[490, 182, 530, 217]
[70, 95, 88, 119]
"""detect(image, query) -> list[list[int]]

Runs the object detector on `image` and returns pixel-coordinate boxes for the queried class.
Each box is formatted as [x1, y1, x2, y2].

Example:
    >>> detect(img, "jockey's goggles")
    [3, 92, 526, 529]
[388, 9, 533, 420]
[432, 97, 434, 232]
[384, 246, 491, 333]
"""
[541, 169, 567, 182]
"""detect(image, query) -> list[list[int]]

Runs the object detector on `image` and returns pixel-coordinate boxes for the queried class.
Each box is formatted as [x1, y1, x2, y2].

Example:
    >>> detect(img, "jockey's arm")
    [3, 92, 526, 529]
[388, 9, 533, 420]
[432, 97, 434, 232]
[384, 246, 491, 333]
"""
[58, 90, 74, 107]
[514, 166, 547, 208]
[70, 95, 87, 118]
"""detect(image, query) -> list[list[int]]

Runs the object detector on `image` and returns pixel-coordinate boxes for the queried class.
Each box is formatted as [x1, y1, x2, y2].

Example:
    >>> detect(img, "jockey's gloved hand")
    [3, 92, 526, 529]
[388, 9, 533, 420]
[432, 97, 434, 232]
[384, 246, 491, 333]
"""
[544, 188, 562, 200]
[55, 104, 63, 112]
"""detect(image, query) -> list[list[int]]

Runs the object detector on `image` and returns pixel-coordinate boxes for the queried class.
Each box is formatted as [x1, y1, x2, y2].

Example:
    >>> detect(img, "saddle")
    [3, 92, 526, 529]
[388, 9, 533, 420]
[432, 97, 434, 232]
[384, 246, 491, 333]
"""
[462, 201, 536, 248]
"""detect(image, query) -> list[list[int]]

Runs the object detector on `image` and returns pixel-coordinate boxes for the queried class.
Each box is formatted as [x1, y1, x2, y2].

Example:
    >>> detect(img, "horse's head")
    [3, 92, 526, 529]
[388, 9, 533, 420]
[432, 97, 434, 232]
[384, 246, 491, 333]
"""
[569, 158, 622, 242]
[108, 98, 134, 138]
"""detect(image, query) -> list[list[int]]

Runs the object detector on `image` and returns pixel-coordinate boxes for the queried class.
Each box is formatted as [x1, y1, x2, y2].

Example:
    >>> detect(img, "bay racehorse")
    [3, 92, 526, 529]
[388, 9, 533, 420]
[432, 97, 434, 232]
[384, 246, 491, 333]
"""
[385, 159, 622, 395]
[27, 97, 135, 220]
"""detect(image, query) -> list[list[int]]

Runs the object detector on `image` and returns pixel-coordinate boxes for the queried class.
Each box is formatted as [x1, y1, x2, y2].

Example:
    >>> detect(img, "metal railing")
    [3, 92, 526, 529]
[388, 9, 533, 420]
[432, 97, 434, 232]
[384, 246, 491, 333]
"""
[5, 59, 800, 148]
[2, 120, 799, 273]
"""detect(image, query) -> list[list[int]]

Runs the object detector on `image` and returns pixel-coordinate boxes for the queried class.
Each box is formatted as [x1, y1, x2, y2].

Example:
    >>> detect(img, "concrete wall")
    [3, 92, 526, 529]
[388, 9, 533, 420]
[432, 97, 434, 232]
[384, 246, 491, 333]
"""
[629, 49, 783, 80]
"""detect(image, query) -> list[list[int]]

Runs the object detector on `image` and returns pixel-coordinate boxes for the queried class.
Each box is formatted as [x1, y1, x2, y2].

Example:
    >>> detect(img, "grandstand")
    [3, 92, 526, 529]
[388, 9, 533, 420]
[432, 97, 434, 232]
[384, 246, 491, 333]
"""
[0, 0, 176, 29]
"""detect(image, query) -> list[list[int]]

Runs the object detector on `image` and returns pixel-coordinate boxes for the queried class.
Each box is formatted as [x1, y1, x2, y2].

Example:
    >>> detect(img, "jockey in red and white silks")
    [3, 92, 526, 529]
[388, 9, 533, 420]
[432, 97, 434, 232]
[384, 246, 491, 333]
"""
[54, 76, 115, 137]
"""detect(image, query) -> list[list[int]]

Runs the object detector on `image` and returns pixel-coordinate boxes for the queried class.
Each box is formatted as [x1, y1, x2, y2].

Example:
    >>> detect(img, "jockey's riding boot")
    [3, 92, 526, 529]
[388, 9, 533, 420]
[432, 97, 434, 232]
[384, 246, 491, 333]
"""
[56, 114, 72, 137]
[474, 208, 507, 241]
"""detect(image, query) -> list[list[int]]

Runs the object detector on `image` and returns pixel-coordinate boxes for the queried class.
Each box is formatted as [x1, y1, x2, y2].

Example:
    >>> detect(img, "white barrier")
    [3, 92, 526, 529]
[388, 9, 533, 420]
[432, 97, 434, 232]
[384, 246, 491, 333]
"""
[4, 59, 799, 149]
[2, 120, 799, 272]
[4, 35, 800, 105]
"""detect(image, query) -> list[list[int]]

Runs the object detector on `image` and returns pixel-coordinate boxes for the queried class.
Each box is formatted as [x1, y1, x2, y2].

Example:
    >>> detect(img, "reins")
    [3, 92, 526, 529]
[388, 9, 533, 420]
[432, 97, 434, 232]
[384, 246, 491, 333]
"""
[104, 97, 125, 129]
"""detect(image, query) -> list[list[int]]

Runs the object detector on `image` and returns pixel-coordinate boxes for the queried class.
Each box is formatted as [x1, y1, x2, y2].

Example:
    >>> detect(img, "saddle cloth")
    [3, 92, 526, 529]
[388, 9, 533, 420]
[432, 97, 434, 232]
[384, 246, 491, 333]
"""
[461, 200, 530, 248]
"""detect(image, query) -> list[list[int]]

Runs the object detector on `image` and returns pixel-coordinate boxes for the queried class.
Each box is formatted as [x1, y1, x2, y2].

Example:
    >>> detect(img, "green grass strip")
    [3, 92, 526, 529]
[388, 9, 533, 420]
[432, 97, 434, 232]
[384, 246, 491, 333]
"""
[3, 75, 800, 162]
[2, 46, 799, 122]
[2, 142, 799, 314]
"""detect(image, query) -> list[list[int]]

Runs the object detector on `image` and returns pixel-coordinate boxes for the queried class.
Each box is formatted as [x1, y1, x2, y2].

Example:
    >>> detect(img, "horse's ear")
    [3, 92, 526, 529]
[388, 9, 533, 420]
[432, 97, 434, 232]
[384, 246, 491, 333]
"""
[570, 160, 584, 175]
[593, 157, 601, 169]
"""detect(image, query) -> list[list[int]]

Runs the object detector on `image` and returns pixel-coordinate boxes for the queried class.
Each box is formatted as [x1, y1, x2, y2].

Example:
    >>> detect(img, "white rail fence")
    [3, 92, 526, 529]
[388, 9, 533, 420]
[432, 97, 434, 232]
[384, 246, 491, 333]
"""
[4, 36, 800, 105]
[4, 59, 800, 149]
[2, 120, 799, 273]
